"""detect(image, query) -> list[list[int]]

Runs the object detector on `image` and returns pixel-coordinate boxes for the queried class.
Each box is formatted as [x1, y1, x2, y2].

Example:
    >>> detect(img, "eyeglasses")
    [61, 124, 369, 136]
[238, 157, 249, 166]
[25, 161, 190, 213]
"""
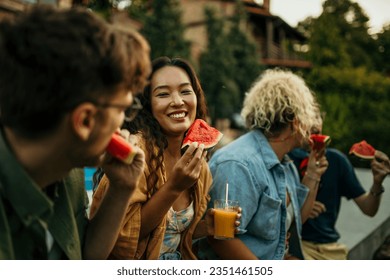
[95, 97, 143, 122]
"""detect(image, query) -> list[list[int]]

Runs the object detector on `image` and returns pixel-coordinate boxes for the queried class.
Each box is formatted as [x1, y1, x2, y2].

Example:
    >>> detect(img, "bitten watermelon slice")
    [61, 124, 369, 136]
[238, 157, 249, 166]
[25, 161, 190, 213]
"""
[181, 119, 223, 152]
[310, 134, 331, 151]
[349, 140, 376, 160]
[106, 133, 136, 164]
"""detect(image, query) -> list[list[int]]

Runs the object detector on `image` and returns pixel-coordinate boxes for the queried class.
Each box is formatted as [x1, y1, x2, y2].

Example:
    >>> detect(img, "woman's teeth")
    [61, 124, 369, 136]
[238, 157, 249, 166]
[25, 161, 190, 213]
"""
[169, 112, 185, 119]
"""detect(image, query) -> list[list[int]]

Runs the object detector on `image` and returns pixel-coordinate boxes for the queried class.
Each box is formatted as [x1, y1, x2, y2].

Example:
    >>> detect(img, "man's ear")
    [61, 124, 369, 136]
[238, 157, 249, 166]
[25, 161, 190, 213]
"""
[292, 118, 300, 132]
[70, 103, 97, 141]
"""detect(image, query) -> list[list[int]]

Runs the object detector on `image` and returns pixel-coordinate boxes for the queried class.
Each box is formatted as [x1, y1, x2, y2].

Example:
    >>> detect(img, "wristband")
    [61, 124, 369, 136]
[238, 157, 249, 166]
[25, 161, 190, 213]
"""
[370, 186, 385, 197]
[305, 172, 321, 183]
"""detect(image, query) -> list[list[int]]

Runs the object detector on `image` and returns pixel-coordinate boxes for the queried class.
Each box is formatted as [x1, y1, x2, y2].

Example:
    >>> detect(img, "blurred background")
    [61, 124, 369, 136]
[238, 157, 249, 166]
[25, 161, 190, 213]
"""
[1, 0, 389, 259]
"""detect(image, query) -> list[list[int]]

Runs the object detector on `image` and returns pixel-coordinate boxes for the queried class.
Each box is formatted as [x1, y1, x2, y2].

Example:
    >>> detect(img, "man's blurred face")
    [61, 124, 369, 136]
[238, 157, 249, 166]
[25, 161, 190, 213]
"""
[78, 90, 134, 167]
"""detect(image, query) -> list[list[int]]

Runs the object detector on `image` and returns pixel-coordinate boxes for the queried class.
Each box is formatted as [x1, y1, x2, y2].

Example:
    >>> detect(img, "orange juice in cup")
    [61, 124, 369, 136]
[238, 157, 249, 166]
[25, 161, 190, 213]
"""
[214, 199, 239, 239]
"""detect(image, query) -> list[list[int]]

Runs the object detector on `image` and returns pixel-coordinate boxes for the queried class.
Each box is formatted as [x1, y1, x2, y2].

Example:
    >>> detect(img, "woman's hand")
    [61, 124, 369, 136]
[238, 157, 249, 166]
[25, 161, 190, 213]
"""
[168, 142, 207, 193]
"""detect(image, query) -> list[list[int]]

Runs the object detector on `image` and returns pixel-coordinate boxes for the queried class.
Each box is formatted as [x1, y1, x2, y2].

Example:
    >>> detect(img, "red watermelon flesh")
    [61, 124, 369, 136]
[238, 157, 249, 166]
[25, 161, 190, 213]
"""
[299, 157, 309, 178]
[349, 140, 376, 160]
[181, 119, 223, 151]
[310, 134, 331, 151]
[106, 133, 136, 164]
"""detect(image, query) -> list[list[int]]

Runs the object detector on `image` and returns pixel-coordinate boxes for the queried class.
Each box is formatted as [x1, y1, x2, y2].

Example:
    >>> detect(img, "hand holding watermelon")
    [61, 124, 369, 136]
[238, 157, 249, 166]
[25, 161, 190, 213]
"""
[349, 141, 389, 182]
[102, 131, 145, 195]
[106, 132, 137, 164]
[169, 142, 208, 193]
[371, 150, 390, 180]
[310, 134, 331, 152]
[349, 140, 376, 160]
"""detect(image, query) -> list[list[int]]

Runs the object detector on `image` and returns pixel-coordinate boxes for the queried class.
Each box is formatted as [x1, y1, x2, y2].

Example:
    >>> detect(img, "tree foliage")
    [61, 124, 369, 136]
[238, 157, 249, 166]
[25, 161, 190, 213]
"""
[306, 67, 390, 166]
[87, 0, 113, 20]
[199, 1, 262, 122]
[199, 7, 239, 121]
[227, 0, 262, 102]
[375, 24, 390, 76]
[133, 0, 191, 60]
[301, 0, 390, 166]
[304, 0, 376, 69]
[127, 0, 149, 22]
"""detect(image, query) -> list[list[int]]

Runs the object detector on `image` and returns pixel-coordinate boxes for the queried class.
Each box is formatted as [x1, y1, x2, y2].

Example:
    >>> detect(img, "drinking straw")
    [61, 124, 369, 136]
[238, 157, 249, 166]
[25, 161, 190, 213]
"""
[225, 181, 229, 207]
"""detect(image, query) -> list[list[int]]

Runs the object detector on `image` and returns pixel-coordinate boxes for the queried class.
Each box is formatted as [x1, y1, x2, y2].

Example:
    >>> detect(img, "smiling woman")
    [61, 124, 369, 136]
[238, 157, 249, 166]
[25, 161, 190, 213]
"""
[89, 57, 240, 260]
[150, 65, 197, 136]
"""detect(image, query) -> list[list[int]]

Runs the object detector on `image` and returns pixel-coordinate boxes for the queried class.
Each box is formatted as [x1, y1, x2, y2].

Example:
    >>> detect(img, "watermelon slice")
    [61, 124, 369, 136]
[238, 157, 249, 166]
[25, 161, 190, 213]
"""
[349, 140, 376, 160]
[181, 119, 223, 152]
[310, 134, 331, 151]
[106, 133, 136, 164]
[299, 157, 309, 178]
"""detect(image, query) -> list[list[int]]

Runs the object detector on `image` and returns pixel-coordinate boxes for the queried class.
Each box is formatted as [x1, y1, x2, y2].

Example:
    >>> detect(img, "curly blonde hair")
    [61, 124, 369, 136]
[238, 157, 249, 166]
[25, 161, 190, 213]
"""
[241, 69, 320, 139]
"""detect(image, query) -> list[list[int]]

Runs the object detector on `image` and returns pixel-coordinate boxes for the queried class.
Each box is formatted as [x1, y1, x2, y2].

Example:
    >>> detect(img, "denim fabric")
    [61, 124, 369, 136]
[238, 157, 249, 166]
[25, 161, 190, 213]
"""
[198, 129, 308, 260]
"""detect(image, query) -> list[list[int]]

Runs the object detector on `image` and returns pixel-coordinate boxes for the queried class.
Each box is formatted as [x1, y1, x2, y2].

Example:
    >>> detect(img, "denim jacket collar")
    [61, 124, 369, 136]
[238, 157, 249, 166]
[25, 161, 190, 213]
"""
[252, 129, 289, 170]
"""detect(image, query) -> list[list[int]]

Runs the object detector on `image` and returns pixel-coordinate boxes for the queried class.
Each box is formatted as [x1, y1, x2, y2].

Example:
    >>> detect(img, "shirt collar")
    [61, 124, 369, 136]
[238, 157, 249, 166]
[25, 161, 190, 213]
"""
[0, 127, 54, 226]
[252, 129, 282, 169]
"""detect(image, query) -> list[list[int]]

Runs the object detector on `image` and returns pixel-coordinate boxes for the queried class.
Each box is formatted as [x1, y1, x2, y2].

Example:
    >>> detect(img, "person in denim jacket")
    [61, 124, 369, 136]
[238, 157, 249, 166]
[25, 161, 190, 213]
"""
[197, 69, 328, 259]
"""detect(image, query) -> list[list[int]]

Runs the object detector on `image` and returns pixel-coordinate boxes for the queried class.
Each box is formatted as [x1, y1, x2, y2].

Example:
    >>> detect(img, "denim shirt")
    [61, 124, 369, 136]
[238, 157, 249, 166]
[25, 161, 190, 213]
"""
[198, 129, 308, 260]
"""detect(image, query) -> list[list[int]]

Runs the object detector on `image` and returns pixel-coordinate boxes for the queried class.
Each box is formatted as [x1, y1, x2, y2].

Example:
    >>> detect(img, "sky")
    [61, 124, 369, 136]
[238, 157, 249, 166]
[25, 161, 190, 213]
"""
[270, 0, 390, 34]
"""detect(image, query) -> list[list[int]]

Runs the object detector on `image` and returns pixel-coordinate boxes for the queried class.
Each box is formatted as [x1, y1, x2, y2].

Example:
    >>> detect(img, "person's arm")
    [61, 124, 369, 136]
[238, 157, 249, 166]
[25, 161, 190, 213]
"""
[83, 144, 145, 260]
[354, 150, 389, 216]
[192, 209, 214, 239]
[207, 237, 258, 259]
[300, 149, 328, 223]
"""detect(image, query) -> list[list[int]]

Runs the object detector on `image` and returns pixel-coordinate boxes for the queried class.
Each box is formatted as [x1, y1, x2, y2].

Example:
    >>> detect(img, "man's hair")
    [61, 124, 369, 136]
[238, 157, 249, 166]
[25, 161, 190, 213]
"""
[0, 5, 149, 138]
[113, 26, 151, 95]
[241, 69, 319, 139]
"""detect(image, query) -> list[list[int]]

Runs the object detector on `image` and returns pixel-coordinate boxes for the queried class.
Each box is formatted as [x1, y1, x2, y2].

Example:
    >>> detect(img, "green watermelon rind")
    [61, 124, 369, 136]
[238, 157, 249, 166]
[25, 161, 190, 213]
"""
[106, 133, 136, 164]
[349, 140, 376, 160]
[181, 119, 223, 150]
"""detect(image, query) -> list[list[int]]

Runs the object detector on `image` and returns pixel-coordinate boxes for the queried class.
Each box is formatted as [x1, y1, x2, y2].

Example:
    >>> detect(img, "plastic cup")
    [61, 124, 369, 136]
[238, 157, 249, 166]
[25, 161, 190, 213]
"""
[213, 199, 239, 240]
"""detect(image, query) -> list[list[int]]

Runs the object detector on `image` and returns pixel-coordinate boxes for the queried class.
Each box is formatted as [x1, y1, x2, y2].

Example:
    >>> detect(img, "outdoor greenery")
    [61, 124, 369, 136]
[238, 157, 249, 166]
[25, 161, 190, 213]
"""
[298, 0, 390, 165]
[375, 23, 390, 76]
[199, 7, 240, 120]
[88, 0, 389, 166]
[225, 1, 263, 113]
[199, 1, 262, 121]
[125, 0, 261, 122]
[136, 0, 191, 60]
[87, 0, 113, 20]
